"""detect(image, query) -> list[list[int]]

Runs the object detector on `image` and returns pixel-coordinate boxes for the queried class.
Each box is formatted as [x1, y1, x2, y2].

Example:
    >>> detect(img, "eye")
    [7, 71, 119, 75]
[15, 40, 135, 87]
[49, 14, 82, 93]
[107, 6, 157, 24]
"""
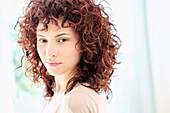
[38, 39, 48, 43]
[58, 38, 68, 43]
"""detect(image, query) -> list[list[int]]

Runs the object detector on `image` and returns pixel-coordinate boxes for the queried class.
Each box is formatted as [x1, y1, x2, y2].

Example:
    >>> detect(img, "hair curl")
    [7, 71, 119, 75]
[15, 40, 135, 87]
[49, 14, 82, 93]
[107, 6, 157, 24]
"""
[16, 0, 121, 101]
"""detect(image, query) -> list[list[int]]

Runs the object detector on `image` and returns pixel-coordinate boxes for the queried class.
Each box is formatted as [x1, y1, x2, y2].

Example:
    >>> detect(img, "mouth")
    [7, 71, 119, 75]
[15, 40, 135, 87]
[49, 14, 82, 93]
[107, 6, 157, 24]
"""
[46, 62, 62, 67]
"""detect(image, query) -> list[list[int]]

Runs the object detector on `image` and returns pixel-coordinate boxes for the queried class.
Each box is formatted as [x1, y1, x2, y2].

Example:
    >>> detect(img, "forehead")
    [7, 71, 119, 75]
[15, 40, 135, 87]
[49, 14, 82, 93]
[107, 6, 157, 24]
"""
[36, 19, 79, 37]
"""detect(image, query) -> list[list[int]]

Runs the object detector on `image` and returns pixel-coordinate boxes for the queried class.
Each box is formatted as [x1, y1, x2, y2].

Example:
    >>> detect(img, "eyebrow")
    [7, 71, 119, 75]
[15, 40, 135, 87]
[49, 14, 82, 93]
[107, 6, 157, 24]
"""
[37, 33, 69, 38]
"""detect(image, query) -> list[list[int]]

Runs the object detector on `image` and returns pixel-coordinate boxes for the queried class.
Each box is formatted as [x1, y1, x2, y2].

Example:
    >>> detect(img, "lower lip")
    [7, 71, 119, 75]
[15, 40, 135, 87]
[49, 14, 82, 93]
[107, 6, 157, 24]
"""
[46, 62, 62, 67]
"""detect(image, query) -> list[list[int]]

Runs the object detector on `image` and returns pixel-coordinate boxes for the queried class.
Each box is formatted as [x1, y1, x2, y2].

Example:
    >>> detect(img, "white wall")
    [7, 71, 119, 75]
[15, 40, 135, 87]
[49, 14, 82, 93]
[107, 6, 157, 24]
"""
[0, 3, 14, 113]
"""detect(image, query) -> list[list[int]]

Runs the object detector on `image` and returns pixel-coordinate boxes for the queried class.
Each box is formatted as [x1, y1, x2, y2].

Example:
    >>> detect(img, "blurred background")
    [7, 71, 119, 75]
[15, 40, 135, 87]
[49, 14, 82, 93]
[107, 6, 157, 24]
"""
[0, 0, 169, 113]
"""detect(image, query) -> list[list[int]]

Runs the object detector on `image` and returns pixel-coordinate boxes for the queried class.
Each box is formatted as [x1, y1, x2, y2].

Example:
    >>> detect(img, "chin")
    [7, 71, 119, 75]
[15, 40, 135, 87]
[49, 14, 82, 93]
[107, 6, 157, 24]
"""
[48, 71, 59, 76]
[46, 69, 57, 76]
[47, 69, 64, 76]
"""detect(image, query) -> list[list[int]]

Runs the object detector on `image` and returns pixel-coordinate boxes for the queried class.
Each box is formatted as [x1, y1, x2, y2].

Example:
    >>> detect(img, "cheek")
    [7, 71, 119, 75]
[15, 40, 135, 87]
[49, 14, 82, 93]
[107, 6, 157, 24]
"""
[71, 49, 81, 63]
[63, 46, 80, 62]
[37, 45, 45, 59]
[65, 46, 79, 56]
[37, 45, 41, 55]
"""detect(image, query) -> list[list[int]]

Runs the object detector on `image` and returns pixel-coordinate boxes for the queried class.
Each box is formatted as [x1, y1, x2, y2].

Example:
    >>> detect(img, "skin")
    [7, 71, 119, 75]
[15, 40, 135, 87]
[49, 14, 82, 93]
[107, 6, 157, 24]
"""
[36, 19, 81, 94]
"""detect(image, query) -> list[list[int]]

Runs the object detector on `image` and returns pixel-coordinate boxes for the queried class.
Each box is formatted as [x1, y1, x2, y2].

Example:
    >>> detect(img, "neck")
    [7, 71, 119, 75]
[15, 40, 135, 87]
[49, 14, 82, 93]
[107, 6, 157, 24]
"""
[54, 70, 75, 94]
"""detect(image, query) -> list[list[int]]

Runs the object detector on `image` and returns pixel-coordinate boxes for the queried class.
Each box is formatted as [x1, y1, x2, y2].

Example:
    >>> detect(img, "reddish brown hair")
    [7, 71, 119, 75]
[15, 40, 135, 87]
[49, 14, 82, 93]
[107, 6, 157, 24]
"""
[16, 0, 121, 100]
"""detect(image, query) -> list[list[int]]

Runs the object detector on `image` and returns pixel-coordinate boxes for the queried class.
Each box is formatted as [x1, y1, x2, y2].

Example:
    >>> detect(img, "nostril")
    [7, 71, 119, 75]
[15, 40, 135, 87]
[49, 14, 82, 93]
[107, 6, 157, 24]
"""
[52, 54, 56, 57]
[46, 49, 58, 58]
[46, 42, 58, 58]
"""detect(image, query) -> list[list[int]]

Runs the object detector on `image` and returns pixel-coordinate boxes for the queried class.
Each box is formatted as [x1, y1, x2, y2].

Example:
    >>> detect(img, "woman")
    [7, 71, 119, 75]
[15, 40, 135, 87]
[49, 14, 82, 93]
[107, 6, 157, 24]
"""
[16, 0, 121, 112]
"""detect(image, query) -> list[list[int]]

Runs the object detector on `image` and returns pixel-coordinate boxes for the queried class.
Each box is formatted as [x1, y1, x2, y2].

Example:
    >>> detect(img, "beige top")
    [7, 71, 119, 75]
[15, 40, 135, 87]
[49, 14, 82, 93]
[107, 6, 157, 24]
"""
[41, 84, 108, 113]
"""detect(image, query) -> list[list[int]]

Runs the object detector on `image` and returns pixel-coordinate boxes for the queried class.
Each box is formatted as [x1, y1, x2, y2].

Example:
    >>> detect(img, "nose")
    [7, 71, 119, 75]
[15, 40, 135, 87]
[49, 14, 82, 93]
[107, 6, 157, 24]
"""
[46, 42, 58, 58]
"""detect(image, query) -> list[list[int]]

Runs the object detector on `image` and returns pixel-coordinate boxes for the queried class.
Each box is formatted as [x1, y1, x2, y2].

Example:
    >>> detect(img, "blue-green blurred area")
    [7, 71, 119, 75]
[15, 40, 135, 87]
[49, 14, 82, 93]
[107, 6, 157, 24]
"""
[0, 0, 43, 113]
[0, 0, 170, 113]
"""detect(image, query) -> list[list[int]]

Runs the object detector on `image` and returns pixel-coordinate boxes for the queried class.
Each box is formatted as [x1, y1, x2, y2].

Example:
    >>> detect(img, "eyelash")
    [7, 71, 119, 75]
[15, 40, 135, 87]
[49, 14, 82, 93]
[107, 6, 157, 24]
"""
[39, 39, 47, 43]
[58, 38, 68, 42]
[38, 38, 68, 43]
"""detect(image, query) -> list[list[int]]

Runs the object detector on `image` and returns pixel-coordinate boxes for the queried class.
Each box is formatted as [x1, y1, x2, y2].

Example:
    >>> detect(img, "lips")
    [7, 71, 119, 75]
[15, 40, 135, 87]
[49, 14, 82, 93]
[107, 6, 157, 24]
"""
[46, 62, 62, 67]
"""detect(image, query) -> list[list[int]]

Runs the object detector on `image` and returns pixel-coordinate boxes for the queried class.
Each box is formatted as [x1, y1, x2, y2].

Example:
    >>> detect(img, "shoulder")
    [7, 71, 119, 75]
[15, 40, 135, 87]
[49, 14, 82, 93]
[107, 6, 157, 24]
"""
[58, 84, 108, 113]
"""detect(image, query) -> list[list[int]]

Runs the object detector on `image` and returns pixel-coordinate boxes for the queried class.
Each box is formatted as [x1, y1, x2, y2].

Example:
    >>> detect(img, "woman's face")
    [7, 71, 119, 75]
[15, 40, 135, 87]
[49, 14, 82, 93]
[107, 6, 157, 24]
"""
[36, 19, 81, 76]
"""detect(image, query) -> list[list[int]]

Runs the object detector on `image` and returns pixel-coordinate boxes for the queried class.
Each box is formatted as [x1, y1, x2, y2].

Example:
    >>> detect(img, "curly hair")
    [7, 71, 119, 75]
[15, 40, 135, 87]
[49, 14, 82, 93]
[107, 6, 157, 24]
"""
[16, 0, 121, 101]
